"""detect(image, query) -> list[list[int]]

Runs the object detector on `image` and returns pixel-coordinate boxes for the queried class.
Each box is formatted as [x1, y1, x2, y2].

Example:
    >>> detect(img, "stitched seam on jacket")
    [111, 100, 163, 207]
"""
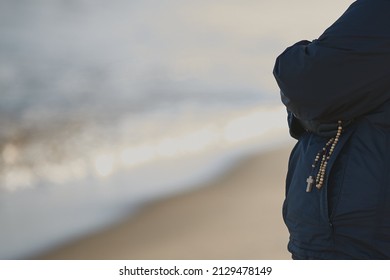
[328, 137, 354, 222]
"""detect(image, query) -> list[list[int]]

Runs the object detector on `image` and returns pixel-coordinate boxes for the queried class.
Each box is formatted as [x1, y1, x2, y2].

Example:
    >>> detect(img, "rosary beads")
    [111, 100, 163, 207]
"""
[306, 121, 343, 192]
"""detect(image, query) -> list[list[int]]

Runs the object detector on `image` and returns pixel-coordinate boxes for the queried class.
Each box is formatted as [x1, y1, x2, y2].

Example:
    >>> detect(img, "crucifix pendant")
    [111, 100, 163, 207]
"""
[306, 176, 314, 192]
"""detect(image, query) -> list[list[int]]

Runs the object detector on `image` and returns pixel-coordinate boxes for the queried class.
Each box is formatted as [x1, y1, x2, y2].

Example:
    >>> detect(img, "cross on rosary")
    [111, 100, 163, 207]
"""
[306, 176, 314, 192]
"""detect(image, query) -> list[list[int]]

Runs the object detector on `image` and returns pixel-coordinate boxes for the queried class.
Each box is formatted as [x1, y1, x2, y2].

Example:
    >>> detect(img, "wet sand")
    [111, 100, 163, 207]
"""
[38, 144, 294, 260]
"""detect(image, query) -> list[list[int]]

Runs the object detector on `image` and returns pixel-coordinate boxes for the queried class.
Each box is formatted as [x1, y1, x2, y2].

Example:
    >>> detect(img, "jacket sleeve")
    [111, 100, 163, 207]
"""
[273, 0, 390, 122]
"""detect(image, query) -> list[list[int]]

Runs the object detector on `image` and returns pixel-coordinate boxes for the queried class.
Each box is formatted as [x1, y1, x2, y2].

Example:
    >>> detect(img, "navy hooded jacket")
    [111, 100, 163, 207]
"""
[273, 0, 390, 259]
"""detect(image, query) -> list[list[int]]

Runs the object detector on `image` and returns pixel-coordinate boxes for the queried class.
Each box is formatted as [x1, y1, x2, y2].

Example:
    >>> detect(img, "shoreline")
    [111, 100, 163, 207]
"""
[37, 143, 294, 260]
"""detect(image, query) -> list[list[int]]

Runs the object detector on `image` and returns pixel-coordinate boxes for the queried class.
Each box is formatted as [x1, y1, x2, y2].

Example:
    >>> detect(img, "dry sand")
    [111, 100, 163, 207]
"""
[38, 144, 295, 260]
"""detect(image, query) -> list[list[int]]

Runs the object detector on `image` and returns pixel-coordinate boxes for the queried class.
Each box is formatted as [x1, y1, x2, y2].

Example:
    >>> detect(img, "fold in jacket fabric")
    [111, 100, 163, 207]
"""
[273, 0, 390, 259]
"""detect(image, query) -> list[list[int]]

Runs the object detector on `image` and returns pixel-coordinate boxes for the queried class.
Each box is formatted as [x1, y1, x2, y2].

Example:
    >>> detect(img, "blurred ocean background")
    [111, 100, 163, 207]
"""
[0, 0, 351, 259]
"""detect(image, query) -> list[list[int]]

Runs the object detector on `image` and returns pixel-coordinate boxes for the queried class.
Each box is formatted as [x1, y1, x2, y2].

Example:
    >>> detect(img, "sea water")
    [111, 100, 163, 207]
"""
[0, 0, 352, 259]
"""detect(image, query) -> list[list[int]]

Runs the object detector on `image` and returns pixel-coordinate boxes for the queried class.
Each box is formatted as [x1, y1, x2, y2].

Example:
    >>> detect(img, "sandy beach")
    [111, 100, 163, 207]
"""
[37, 143, 294, 260]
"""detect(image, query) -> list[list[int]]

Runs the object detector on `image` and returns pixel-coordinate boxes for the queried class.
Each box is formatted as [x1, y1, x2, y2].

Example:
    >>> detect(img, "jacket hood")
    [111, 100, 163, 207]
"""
[273, 0, 390, 122]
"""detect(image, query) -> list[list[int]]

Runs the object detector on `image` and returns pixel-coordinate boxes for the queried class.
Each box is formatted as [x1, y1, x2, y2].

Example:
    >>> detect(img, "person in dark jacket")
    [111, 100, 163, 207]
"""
[273, 0, 390, 259]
